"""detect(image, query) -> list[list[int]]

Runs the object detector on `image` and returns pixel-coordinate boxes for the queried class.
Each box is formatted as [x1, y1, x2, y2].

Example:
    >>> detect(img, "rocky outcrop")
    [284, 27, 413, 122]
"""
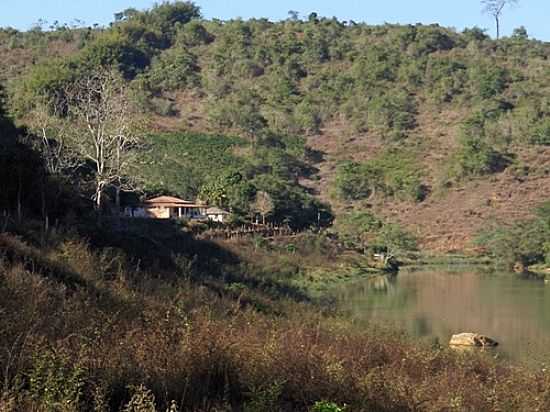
[449, 333, 498, 347]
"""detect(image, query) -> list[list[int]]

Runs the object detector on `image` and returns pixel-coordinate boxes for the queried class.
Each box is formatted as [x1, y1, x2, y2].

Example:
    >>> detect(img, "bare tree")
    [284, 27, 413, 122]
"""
[27, 96, 76, 176]
[64, 69, 141, 211]
[252, 191, 274, 225]
[481, 0, 518, 40]
[25, 97, 80, 233]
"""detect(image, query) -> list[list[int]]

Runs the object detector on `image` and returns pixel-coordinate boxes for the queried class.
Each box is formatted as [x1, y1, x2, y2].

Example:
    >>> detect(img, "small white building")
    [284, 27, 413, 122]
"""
[125, 196, 207, 220]
[205, 207, 230, 223]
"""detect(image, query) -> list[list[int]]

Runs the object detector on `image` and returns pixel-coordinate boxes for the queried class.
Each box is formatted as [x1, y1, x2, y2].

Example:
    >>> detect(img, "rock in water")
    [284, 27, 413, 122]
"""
[449, 333, 498, 347]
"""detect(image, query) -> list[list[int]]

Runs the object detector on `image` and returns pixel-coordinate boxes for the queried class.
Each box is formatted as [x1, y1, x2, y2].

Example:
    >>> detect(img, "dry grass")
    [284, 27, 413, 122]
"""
[1, 229, 550, 411]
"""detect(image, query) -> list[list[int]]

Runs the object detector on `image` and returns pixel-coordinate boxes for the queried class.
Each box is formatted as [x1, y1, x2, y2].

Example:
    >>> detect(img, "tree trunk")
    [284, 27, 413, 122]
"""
[496, 17, 500, 40]
[95, 186, 103, 211]
[115, 186, 121, 215]
[41, 177, 48, 246]
[16, 172, 22, 223]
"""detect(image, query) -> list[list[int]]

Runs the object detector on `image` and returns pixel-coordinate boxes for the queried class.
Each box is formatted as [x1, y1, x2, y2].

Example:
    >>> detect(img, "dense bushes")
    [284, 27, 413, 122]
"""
[447, 111, 512, 180]
[334, 151, 427, 202]
[9, 3, 550, 139]
[140, 46, 200, 93]
[335, 210, 417, 259]
[477, 201, 550, 268]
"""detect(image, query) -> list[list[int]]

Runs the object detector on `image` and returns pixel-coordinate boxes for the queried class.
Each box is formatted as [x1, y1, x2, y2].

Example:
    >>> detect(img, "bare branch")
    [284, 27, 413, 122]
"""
[481, 0, 518, 39]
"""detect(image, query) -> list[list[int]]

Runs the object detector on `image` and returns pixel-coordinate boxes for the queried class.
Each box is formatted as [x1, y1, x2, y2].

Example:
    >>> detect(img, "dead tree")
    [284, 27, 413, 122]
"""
[252, 191, 274, 225]
[64, 69, 141, 211]
[481, 0, 518, 40]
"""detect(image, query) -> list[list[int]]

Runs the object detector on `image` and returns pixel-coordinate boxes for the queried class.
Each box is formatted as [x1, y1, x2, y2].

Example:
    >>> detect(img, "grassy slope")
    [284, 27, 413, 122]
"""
[2, 221, 550, 411]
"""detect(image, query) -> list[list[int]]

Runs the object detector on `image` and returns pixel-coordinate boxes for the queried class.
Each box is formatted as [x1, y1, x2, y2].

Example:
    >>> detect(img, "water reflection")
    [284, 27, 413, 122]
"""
[332, 267, 550, 364]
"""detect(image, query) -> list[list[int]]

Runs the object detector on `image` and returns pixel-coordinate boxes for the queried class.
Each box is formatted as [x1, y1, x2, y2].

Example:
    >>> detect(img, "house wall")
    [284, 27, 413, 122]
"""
[208, 214, 225, 223]
[147, 207, 170, 219]
[126, 205, 209, 220]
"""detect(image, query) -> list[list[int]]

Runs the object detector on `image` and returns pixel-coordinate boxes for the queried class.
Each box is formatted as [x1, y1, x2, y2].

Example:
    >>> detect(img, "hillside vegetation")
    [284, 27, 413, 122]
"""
[1, 2, 550, 410]
[2, 1, 549, 251]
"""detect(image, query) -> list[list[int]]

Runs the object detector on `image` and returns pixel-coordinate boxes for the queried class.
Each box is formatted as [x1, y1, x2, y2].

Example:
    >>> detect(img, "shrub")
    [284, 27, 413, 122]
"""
[469, 64, 508, 100]
[425, 57, 467, 103]
[144, 47, 200, 93]
[452, 136, 506, 178]
[336, 211, 383, 252]
[334, 151, 426, 202]
[122, 385, 157, 412]
[334, 161, 379, 201]
[448, 113, 511, 180]
[477, 201, 550, 267]
[28, 349, 87, 411]
[531, 119, 550, 146]
[367, 91, 417, 140]
[311, 400, 347, 412]
[78, 32, 150, 79]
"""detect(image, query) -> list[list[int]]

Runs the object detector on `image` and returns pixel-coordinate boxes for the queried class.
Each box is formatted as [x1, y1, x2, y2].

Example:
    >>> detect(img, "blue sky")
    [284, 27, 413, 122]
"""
[1, 0, 549, 41]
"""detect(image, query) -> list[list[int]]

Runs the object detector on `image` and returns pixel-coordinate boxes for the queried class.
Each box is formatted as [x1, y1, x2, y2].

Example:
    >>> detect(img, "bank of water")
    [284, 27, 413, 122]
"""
[329, 266, 550, 365]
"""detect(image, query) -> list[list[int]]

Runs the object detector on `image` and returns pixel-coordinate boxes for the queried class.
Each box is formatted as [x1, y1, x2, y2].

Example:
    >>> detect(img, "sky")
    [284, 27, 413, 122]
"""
[1, 0, 549, 41]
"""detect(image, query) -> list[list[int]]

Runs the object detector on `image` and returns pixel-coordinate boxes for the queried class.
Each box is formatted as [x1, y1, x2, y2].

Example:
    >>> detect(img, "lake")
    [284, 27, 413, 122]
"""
[331, 266, 550, 365]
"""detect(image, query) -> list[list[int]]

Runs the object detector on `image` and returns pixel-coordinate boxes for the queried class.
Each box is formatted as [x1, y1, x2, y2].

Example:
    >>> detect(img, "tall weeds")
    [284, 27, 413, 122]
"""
[1, 230, 550, 411]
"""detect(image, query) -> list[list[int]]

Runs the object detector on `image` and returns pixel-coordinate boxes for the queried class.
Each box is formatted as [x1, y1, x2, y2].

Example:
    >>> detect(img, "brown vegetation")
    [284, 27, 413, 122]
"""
[2, 228, 550, 411]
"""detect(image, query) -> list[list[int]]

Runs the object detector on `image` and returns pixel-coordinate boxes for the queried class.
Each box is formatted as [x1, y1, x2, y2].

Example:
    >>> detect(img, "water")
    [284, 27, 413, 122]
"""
[331, 266, 550, 364]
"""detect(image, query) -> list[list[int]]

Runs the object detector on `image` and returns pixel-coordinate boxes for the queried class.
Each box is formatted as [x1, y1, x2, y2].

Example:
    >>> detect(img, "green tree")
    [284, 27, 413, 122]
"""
[337, 211, 383, 253]
[374, 223, 418, 263]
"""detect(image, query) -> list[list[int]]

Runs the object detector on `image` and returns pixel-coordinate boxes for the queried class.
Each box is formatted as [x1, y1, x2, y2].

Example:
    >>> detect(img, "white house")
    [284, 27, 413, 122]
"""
[205, 207, 230, 223]
[125, 196, 207, 219]
[125, 196, 230, 223]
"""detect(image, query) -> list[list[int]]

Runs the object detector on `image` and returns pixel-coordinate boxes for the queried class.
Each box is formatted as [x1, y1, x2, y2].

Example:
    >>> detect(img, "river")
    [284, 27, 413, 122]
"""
[331, 266, 550, 365]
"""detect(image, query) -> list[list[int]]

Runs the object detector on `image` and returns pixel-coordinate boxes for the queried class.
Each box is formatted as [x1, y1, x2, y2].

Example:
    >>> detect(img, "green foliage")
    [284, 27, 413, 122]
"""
[116, 1, 201, 47]
[7, 7, 550, 141]
[208, 89, 267, 134]
[367, 92, 417, 139]
[9, 59, 74, 116]
[334, 161, 379, 201]
[140, 46, 200, 93]
[78, 31, 150, 78]
[311, 401, 347, 412]
[337, 211, 383, 251]
[28, 349, 87, 411]
[335, 151, 426, 202]
[243, 382, 284, 412]
[469, 63, 508, 99]
[425, 56, 467, 103]
[531, 118, 550, 146]
[448, 112, 511, 180]
[477, 201, 550, 267]
[462, 26, 489, 42]
[138, 132, 330, 228]
[138, 132, 245, 198]
[373, 223, 418, 256]
[452, 136, 505, 178]
[336, 211, 416, 258]
[176, 20, 214, 47]
[412, 25, 456, 56]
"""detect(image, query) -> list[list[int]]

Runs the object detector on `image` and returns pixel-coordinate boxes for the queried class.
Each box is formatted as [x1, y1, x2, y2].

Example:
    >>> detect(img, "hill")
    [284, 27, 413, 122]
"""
[1, 2, 550, 250]
[2, 3, 550, 410]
